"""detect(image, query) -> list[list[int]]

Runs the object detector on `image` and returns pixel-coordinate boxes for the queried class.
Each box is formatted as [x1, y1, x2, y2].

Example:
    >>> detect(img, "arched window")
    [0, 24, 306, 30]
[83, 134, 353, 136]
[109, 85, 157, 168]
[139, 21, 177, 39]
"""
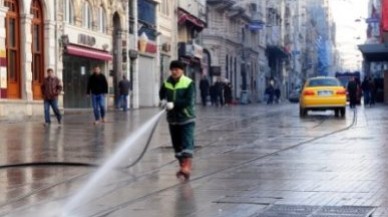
[4, 0, 21, 99]
[64, 0, 74, 24]
[31, 0, 44, 99]
[98, 6, 106, 33]
[83, 1, 93, 29]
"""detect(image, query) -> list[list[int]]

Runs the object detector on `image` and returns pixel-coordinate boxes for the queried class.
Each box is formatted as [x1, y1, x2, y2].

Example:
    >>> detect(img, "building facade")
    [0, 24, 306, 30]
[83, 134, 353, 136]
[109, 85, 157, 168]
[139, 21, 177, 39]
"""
[203, 0, 266, 103]
[0, 0, 57, 118]
[177, 0, 206, 104]
[59, 0, 127, 109]
[0, 0, 129, 119]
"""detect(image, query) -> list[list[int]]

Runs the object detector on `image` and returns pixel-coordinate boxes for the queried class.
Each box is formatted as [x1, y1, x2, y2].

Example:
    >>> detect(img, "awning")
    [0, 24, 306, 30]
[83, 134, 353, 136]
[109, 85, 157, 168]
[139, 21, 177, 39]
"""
[65, 44, 112, 61]
[178, 9, 206, 30]
[266, 46, 289, 59]
[358, 43, 388, 62]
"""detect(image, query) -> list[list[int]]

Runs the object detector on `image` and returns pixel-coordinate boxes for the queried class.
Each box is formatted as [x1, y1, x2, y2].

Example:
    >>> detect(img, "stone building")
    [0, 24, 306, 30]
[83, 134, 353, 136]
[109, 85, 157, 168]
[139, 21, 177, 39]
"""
[0, 0, 129, 119]
[203, 0, 266, 103]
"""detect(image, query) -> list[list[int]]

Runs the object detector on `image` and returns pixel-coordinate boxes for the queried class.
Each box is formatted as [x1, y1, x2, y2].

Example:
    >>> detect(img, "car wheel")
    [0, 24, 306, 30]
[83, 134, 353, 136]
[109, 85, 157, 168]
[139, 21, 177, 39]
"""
[340, 107, 346, 118]
[334, 109, 339, 117]
[299, 107, 307, 117]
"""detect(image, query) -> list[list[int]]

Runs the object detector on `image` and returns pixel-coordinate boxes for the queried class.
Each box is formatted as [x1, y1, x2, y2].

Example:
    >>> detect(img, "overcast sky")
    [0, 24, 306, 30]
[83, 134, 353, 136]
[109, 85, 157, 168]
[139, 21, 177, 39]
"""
[330, 0, 368, 71]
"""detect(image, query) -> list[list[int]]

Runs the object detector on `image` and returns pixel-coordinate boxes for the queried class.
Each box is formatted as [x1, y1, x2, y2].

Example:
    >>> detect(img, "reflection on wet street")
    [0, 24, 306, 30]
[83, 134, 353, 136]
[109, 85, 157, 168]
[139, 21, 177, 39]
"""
[0, 104, 388, 216]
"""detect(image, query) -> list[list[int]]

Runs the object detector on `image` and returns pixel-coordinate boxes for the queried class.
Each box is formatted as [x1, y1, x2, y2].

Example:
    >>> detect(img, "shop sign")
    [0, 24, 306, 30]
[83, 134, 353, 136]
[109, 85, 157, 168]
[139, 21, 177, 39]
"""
[78, 34, 96, 47]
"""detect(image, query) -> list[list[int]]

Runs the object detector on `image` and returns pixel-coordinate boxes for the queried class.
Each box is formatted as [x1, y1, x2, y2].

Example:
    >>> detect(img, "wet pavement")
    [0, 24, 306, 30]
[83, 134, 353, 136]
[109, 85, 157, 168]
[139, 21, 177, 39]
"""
[0, 103, 387, 216]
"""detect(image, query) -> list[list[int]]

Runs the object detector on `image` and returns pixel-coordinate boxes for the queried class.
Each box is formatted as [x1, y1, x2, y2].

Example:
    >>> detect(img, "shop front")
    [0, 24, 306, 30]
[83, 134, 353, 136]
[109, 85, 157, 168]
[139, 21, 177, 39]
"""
[61, 28, 112, 108]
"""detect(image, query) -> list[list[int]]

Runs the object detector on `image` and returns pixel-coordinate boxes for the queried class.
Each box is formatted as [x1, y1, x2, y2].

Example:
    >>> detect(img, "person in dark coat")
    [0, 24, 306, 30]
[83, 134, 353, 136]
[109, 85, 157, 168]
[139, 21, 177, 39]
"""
[41, 68, 62, 125]
[214, 78, 224, 106]
[369, 77, 376, 106]
[209, 84, 217, 106]
[199, 75, 210, 106]
[361, 76, 371, 106]
[265, 83, 275, 104]
[86, 66, 108, 124]
[347, 77, 358, 109]
[118, 75, 131, 111]
[224, 82, 233, 105]
[274, 87, 281, 103]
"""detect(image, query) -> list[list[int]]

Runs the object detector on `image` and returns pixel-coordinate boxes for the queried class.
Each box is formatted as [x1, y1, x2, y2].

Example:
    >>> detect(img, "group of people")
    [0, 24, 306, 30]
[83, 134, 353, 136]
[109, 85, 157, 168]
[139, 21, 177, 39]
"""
[199, 76, 233, 107]
[264, 81, 281, 104]
[347, 76, 376, 108]
[41, 66, 131, 126]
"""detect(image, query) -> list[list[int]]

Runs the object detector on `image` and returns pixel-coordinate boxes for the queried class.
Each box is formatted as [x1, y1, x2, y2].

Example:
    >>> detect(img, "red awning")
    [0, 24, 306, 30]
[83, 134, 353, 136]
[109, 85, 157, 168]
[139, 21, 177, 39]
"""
[65, 45, 112, 61]
[178, 9, 206, 30]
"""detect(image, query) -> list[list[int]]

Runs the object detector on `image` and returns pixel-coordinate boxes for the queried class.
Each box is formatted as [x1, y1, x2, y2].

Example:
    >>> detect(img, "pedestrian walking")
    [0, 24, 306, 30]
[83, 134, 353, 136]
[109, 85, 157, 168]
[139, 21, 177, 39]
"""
[214, 78, 224, 107]
[369, 77, 376, 106]
[265, 82, 275, 104]
[224, 82, 233, 105]
[361, 76, 371, 106]
[209, 84, 217, 106]
[347, 77, 358, 109]
[118, 75, 131, 111]
[86, 66, 108, 125]
[274, 86, 281, 103]
[199, 75, 210, 106]
[41, 68, 62, 126]
[159, 60, 196, 180]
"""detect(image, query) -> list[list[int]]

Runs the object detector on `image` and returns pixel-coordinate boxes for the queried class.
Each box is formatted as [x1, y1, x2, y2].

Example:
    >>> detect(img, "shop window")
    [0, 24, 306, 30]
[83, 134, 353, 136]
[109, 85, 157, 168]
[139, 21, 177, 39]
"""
[64, 0, 74, 24]
[83, 1, 93, 29]
[98, 6, 106, 33]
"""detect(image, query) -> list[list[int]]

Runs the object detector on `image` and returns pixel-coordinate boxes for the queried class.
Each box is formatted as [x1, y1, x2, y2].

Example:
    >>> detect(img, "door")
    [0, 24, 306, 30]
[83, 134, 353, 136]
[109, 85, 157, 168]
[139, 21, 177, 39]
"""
[138, 57, 155, 107]
[31, 0, 44, 100]
[4, 0, 21, 99]
[63, 55, 102, 108]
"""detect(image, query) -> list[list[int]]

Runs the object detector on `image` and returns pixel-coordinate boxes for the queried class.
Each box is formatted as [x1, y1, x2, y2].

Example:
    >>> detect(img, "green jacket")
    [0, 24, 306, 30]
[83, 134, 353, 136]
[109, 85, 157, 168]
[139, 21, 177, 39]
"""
[159, 75, 195, 125]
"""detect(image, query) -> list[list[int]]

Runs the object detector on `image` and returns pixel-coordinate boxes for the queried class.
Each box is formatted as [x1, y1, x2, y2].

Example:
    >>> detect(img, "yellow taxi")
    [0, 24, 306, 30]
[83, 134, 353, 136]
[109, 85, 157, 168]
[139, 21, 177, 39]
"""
[299, 76, 347, 118]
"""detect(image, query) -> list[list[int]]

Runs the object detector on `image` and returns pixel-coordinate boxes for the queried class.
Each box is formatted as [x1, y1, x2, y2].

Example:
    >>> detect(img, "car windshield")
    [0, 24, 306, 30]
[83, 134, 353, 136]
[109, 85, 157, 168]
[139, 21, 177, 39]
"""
[307, 78, 340, 87]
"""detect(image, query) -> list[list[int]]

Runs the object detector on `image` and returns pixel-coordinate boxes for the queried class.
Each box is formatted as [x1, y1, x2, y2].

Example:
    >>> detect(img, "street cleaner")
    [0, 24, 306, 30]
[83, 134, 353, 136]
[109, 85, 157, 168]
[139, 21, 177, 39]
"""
[159, 60, 196, 180]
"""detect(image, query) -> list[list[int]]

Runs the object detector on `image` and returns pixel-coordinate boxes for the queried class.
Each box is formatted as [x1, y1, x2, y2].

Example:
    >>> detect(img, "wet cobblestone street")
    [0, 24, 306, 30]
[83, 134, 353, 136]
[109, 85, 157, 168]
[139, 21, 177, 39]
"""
[0, 104, 387, 217]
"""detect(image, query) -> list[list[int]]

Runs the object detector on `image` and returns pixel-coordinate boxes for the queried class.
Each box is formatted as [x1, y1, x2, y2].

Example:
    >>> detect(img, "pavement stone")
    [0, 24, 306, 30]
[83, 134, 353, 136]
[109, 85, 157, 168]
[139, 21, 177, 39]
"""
[0, 104, 387, 216]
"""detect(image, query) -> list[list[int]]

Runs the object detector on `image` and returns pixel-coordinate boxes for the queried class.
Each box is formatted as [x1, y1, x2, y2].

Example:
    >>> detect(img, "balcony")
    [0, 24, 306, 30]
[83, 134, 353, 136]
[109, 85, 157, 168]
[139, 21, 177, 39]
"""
[207, 0, 236, 11]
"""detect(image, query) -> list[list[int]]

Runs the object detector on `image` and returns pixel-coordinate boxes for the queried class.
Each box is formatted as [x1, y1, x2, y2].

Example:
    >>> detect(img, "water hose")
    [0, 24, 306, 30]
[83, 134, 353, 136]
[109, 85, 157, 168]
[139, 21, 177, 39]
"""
[0, 110, 165, 170]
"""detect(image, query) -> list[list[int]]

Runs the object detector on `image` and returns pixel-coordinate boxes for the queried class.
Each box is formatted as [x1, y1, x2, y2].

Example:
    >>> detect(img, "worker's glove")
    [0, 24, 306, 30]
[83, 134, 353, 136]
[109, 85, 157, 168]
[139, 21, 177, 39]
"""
[166, 102, 174, 111]
[159, 99, 167, 109]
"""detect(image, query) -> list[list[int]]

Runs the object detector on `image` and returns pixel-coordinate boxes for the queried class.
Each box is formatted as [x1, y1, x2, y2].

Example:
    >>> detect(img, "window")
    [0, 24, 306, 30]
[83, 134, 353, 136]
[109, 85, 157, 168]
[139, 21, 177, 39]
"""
[308, 78, 340, 87]
[98, 6, 106, 32]
[64, 0, 74, 23]
[83, 1, 93, 29]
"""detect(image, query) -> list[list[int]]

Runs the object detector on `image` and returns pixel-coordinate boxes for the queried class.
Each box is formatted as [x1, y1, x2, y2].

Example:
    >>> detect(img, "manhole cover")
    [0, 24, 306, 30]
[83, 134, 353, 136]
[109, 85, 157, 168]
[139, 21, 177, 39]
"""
[255, 205, 375, 217]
